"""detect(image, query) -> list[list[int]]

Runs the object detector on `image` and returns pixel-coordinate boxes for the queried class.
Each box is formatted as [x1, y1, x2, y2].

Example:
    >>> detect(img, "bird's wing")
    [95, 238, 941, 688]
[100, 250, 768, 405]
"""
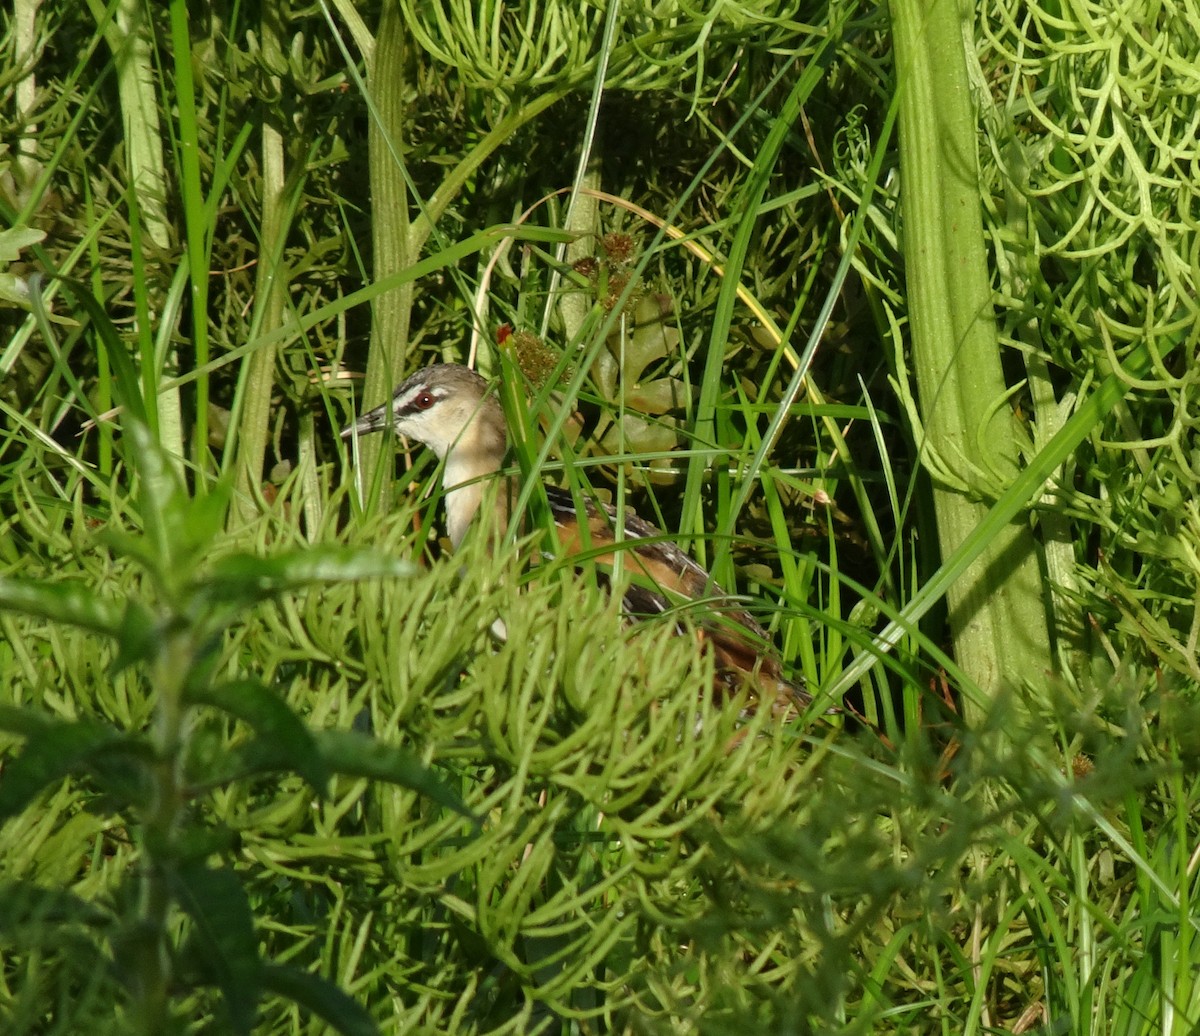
[540, 485, 811, 709]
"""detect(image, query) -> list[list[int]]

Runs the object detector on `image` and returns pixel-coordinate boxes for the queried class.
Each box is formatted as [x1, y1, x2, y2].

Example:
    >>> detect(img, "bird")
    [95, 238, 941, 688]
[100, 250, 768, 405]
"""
[340, 362, 813, 715]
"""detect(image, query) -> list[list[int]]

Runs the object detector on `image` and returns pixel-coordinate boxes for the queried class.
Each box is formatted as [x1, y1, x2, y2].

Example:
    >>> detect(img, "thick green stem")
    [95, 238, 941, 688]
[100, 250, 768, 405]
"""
[891, 0, 1052, 717]
[10, 0, 42, 200]
[360, 0, 415, 496]
[131, 622, 193, 1034]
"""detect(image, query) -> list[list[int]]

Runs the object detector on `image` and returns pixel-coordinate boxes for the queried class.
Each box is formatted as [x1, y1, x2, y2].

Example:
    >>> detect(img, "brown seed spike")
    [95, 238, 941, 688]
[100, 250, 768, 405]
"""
[601, 232, 636, 266]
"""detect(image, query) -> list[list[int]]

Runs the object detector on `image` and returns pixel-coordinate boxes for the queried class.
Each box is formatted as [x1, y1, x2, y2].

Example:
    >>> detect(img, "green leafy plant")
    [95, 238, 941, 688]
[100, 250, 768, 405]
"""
[0, 297, 463, 1035]
[4, 0, 1200, 1032]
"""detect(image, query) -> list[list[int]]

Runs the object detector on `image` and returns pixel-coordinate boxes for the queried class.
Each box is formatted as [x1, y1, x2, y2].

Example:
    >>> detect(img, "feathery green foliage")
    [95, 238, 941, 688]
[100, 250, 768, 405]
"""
[1, 0, 1198, 1032]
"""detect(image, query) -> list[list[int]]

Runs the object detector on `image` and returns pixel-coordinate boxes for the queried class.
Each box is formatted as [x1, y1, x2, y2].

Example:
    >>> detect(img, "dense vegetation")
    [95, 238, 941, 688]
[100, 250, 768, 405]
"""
[1, 1, 1197, 1032]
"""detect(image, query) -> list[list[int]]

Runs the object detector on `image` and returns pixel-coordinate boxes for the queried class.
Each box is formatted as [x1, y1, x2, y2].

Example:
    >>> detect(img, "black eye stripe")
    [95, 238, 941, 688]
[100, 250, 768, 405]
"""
[396, 387, 444, 416]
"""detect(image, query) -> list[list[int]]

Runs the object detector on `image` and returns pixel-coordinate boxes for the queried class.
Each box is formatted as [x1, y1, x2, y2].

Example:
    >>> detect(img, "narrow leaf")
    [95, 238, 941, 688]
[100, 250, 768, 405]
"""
[0, 577, 124, 636]
[0, 880, 111, 930]
[172, 861, 260, 1035]
[188, 679, 329, 794]
[260, 963, 379, 1036]
[314, 730, 476, 821]
[829, 343, 1153, 698]
[127, 419, 190, 582]
[111, 599, 161, 671]
[200, 547, 415, 606]
[0, 711, 148, 820]
[57, 277, 149, 427]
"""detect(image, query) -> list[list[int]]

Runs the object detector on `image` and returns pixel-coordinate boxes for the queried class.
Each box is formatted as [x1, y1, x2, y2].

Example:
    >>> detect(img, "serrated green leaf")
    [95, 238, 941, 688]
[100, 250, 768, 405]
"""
[0, 577, 125, 636]
[96, 527, 157, 570]
[0, 705, 61, 739]
[0, 880, 112, 931]
[112, 599, 162, 671]
[103, 479, 232, 590]
[161, 822, 240, 866]
[172, 862, 260, 1035]
[188, 679, 329, 794]
[313, 730, 476, 820]
[185, 478, 233, 549]
[260, 963, 379, 1036]
[0, 712, 151, 820]
[197, 735, 296, 788]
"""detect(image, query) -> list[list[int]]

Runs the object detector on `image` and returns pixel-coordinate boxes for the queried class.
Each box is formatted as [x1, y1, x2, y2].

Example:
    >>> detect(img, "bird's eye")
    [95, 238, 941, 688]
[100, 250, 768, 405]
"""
[414, 391, 435, 410]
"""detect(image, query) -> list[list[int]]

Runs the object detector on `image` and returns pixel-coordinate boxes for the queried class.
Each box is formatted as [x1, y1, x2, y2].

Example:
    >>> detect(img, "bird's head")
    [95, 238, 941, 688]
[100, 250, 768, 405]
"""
[340, 363, 505, 462]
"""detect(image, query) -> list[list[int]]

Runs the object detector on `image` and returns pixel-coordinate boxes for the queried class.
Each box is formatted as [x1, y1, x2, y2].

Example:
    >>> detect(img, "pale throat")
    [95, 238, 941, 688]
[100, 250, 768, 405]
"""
[439, 420, 506, 547]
